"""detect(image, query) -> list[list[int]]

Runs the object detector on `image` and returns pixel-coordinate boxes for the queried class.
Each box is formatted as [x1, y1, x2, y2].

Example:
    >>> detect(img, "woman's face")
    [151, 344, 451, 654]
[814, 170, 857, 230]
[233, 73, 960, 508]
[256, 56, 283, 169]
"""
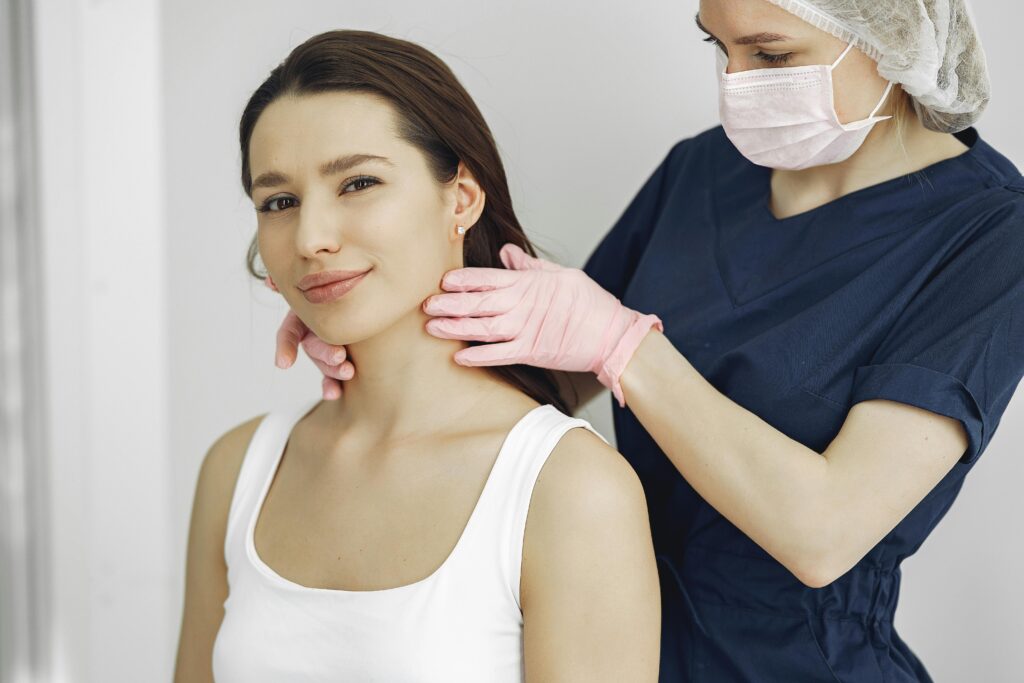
[249, 91, 475, 346]
[697, 0, 894, 124]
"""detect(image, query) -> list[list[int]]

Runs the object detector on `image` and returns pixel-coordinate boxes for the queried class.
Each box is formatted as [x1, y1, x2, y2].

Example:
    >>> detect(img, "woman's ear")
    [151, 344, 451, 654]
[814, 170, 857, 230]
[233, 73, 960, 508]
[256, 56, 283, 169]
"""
[452, 161, 486, 232]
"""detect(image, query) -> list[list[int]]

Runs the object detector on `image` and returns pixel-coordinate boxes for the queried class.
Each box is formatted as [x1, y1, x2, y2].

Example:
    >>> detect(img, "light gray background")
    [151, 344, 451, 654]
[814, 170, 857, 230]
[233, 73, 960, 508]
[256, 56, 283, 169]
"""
[28, 0, 1023, 680]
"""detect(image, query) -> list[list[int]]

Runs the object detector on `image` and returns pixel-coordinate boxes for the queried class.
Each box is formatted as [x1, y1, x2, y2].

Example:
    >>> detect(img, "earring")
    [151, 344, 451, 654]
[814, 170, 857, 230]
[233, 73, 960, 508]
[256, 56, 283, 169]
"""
[456, 225, 467, 236]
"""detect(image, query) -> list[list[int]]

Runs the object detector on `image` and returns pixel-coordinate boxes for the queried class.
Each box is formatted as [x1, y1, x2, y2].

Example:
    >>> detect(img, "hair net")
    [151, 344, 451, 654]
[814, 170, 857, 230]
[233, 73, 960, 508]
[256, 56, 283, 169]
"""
[764, 0, 990, 133]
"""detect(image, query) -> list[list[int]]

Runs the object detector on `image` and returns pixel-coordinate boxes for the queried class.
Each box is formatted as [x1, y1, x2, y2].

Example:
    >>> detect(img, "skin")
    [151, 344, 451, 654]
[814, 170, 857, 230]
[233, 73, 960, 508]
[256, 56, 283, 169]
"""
[278, 0, 976, 590]
[174, 91, 660, 681]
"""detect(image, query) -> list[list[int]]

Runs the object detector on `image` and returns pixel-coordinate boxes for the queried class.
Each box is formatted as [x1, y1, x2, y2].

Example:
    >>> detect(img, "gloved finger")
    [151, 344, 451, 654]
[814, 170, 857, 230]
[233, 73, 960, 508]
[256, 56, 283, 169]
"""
[300, 330, 349, 367]
[452, 340, 522, 367]
[499, 243, 563, 272]
[426, 314, 519, 342]
[322, 376, 343, 401]
[440, 266, 522, 291]
[275, 309, 308, 368]
[422, 288, 517, 318]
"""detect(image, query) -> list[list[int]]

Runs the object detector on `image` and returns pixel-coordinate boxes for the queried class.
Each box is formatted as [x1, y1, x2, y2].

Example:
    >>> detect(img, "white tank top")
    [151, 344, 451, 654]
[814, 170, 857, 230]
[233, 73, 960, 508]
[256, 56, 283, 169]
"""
[212, 397, 608, 682]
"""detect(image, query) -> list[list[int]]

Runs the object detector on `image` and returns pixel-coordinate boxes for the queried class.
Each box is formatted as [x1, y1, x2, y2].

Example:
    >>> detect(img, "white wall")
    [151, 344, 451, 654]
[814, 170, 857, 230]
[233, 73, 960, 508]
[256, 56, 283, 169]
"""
[30, 0, 1023, 680]
[32, 0, 172, 680]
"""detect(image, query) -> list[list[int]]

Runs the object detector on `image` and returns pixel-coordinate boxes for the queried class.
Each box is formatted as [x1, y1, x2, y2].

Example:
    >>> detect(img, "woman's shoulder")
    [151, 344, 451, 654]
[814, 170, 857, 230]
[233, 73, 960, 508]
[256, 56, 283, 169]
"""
[183, 412, 269, 592]
[541, 418, 642, 500]
[527, 408, 649, 544]
[204, 413, 268, 473]
[196, 413, 270, 525]
[519, 408, 655, 614]
[470, 390, 646, 518]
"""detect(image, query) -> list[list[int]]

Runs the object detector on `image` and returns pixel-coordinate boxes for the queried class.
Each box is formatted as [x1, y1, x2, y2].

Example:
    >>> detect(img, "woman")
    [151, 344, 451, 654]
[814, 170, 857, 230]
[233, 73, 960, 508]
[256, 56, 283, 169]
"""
[279, 1, 1024, 680]
[173, 30, 661, 682]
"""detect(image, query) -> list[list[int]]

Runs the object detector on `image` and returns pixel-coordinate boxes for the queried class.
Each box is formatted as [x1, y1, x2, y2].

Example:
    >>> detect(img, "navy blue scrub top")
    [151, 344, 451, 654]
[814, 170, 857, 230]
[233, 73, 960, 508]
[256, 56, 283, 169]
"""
[582, 124, 1024, 682]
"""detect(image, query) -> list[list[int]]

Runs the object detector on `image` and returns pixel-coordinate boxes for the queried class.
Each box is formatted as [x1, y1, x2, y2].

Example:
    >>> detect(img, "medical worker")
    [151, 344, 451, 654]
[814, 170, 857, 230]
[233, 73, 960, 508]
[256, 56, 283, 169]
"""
[272, 0, 1024, 679]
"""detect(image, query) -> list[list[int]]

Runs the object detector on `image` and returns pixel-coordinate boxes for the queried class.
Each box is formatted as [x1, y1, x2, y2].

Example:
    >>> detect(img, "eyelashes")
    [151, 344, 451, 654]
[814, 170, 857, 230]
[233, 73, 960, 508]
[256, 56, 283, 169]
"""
[753, 51, 793, 64]
[702, 35, 725, 50]
[343, 176, 380, 193]
[702, 36, 794, 65]
[257, 196, 295, 213]
[256, 175, 381, 213]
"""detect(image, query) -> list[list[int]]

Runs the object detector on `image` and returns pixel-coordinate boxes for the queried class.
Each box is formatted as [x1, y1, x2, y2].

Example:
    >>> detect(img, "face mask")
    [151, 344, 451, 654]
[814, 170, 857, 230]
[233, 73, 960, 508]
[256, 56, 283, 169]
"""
[716, 43, 894, 170]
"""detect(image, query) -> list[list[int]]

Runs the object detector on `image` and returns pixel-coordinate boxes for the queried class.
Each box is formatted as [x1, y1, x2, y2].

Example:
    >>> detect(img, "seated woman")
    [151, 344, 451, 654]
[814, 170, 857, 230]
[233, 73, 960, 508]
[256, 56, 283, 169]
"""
[173, 29, 661, 682]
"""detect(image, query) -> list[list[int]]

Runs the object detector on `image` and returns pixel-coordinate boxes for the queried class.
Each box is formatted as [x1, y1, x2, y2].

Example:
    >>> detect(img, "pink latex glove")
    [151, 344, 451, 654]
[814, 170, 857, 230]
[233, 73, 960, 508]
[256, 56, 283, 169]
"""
[269, 274, 352, 400]
[422, 243, 663, 407]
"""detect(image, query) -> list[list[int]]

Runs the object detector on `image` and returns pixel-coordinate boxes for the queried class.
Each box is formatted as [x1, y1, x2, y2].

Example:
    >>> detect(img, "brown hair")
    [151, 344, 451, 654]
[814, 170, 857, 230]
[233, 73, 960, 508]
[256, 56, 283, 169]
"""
[239, 29, 575, 414]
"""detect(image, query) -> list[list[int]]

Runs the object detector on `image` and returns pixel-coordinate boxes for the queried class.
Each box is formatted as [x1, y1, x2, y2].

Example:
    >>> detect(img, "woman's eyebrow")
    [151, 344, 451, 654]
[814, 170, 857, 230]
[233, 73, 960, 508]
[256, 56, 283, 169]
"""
[251, 153, 394, 190]
[694, 12, 792, 45]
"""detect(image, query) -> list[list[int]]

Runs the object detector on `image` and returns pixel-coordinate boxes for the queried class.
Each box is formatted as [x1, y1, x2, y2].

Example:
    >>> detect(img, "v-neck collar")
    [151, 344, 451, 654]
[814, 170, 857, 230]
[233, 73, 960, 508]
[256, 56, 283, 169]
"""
[711, 127, 993, 307]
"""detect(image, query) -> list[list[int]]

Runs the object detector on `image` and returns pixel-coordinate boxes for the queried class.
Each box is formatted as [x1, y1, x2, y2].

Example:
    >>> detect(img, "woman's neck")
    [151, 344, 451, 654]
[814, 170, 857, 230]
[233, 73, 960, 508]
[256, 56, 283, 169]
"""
[768, 113, 971, 220]
[319, 308, 512, 443]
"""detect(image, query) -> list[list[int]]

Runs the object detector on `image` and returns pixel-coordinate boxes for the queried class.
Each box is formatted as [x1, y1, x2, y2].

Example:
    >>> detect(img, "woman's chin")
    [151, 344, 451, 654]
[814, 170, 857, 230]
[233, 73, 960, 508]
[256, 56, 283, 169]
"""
[317, 331, 362, 348]
[298, 319, 363, 348]
[292, 307, 362, 341]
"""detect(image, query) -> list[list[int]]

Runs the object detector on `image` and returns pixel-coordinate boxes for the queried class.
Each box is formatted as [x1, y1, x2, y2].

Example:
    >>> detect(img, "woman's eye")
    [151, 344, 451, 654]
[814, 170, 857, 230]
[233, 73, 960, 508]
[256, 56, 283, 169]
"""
[753, 51, 793, 64]
[256, 176, 381, 213]
[257, 196, 296, 213]
[342, 176, 380, 193]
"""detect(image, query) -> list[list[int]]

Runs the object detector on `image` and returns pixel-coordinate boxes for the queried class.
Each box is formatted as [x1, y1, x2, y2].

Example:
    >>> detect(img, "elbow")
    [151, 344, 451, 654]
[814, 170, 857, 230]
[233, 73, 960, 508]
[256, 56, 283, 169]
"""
[789, 548, 853, 589]
[792, 563, 839, 589]
[784, 500, 858, 588]
[782, 525, 848, 588]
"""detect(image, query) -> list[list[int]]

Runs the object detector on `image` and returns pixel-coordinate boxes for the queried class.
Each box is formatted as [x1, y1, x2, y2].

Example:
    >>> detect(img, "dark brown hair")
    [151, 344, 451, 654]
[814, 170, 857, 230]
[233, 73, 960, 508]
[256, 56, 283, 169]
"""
[240, 29, 575, 414]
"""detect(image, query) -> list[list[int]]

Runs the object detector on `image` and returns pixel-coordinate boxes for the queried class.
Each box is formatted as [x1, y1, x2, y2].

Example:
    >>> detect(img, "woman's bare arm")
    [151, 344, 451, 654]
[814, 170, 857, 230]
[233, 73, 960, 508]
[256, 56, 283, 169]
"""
[521, 426, 661, 682]
[173, 416, 263, 682]
[619, 328, 967, 588]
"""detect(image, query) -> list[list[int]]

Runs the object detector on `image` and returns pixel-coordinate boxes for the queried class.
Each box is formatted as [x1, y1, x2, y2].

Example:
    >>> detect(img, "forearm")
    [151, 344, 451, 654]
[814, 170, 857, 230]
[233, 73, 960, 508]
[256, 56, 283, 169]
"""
[619, 328, 835, 584]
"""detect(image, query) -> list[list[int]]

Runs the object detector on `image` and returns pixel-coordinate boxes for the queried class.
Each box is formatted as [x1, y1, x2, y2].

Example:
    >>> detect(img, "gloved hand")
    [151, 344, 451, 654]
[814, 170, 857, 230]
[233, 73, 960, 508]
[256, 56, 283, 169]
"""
[269, 275, 351, 400]
[422, 243, 663, 407]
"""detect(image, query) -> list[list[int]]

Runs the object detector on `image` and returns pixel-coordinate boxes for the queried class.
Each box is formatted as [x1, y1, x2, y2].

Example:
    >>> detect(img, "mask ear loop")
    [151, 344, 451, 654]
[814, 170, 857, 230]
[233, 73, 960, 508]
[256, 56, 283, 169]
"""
[830, 41, 856, 68]
[831, 41, 895, 121]
[868, 80, 895, 119]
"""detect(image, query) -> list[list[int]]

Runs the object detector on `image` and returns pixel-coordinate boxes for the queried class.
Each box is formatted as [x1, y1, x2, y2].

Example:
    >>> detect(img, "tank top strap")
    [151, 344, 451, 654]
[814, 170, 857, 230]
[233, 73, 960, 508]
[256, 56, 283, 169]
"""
[223, 397, 320, 570]
[453, 404, 610, 612]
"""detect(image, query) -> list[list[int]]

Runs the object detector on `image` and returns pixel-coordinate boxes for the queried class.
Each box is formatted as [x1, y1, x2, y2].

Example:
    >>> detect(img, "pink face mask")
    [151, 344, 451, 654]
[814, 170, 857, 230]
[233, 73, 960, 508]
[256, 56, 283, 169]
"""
[716, 43, 895, 170]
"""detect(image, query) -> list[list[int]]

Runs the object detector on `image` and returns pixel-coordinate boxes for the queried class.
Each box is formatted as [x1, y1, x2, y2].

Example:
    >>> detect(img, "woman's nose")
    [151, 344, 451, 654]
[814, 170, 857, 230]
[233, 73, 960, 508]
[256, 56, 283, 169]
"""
[295, 197, 343, 258]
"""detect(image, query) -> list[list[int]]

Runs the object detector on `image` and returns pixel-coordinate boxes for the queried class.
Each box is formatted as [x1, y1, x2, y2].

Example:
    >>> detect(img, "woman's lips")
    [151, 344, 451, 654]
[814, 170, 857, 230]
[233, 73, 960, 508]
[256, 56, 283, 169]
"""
[300, 271, 369, 304]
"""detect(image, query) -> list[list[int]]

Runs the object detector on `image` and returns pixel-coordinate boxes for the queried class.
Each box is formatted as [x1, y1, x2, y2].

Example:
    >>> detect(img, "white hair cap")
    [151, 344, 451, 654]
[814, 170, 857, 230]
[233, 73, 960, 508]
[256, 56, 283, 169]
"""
[764, 0, 990, 133]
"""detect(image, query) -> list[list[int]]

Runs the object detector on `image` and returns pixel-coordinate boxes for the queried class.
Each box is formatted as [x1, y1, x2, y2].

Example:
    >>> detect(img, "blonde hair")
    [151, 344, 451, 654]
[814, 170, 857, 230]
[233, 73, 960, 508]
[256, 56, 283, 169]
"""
[890, 84, 913, 139]
[887, 83, 916, 164]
